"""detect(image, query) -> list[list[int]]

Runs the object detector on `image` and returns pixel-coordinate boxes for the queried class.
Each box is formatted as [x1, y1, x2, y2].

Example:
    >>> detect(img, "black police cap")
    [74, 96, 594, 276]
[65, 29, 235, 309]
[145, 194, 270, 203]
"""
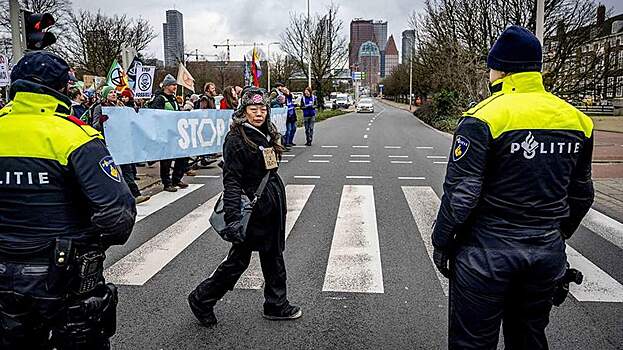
[10, 51, 70, 91]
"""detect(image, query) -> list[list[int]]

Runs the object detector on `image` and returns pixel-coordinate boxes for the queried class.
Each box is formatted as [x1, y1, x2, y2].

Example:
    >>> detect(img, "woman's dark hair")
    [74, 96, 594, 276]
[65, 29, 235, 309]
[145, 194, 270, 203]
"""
[222, 85, 237, 109]
[231, 105, 285, 156]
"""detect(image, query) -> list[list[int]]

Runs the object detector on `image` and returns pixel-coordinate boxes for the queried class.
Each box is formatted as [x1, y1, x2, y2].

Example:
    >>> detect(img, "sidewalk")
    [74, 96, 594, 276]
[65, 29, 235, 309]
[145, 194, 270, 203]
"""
[377, 98, 415, 112]
[135, 164, 162, 191]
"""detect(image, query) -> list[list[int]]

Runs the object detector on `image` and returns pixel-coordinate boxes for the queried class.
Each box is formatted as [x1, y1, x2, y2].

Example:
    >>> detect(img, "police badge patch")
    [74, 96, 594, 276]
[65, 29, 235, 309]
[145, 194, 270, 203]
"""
[453, 135, 470, 161]
[99, 156, 121, 182]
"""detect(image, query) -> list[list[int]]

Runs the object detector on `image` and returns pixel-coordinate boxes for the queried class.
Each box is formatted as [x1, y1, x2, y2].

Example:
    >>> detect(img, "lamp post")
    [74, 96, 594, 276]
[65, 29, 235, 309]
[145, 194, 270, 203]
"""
[307, 0, 312, 89]
[267, 41, 280, 91]
[535, 0, 545, 43]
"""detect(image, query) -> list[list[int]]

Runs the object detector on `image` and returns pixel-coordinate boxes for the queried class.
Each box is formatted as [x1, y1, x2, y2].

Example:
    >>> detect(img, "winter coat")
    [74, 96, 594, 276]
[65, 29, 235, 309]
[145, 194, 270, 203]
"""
[301, 95, 316, 118]
[222, 124, 287, 252]
[285, 94, 297, 122]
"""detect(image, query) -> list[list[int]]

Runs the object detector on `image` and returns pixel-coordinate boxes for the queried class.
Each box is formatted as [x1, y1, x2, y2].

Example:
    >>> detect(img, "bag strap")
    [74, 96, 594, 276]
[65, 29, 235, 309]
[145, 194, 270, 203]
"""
[249, 170, 272, 206]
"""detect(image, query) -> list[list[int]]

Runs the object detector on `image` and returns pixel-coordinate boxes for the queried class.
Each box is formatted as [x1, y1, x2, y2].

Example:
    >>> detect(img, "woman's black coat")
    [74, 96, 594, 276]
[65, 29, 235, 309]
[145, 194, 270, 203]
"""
[222, 124, 287, 252]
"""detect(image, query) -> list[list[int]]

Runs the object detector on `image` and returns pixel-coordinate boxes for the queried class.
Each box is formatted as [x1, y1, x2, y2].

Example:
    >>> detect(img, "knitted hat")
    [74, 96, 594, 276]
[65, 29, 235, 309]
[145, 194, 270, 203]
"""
[161, 74, 177, 87]
[101, 86, 115, 99]
[120, 88, 134, 98]
[10, 51, 69, 91]
[487, 25, 542, 73]
[232, 87, 271, 125]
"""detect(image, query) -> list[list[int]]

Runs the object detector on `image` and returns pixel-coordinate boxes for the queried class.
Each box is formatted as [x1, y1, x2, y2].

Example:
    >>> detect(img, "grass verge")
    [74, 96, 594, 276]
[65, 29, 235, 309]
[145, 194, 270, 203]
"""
[295, 108, 350, 127]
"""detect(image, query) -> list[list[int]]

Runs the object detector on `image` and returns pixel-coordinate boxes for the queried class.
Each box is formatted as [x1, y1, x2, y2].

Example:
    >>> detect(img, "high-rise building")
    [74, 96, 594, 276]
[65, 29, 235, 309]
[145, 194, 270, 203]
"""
[163, 10, 184, 67]
[349, 19, 374, 71]
[384, 35, 399, 76]
[373, 21, 388, 77]
[401, 29, 416, 63]
[358, 41, 381, 92]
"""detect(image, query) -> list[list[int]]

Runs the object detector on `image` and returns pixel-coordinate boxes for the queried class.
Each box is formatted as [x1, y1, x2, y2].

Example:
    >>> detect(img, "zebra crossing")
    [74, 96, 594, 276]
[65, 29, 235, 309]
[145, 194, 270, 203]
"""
[104, 180, 623, 303]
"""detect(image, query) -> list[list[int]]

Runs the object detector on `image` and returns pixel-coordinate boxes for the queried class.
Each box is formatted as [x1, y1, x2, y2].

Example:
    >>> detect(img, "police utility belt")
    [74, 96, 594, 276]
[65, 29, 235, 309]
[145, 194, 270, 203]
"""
[52, 238, 106, 295]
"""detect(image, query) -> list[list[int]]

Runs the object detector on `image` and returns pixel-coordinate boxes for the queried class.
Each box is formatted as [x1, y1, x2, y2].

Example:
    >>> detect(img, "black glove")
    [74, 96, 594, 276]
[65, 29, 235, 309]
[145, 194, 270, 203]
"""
[222, 221, 245, 244]
[433, 247, 451, 279]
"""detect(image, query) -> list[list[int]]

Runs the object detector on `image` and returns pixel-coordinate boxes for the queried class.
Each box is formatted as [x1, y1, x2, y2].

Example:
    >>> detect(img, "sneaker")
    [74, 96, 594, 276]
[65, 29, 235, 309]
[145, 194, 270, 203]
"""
[135, 195, 151, 204]
[163, 185, 178, 192]
[186, 170, 197, 176]
[188, 292, 217, 327]
[263, 304, 302, 320]
[174, 181, 189, 189]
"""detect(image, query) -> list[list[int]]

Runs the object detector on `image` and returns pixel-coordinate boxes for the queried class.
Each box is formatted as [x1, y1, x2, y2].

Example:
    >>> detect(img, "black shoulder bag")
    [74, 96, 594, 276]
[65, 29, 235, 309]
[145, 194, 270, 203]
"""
[210, 171, 272, 242]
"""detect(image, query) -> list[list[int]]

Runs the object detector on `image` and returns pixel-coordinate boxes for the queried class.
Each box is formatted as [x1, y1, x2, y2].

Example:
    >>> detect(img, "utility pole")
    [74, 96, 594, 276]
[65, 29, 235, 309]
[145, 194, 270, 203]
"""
[267, 42, 280, 91]
[9, 0, 24, 64]
[535, 0, 545, 44]
[307, 0, 312, 89]
[409, 57, 413, 111]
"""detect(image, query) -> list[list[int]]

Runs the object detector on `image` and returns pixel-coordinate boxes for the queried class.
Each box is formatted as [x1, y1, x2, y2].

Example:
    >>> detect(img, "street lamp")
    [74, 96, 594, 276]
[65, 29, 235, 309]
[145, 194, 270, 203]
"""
[307, 0, 312, 89]
[267, 41, 281, 91]
[535, 0, 545, 44]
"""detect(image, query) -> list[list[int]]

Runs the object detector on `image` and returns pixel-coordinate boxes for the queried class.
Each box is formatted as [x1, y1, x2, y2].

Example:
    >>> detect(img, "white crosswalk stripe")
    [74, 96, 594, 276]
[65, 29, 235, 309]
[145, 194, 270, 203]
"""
[108, 180, 623, 303]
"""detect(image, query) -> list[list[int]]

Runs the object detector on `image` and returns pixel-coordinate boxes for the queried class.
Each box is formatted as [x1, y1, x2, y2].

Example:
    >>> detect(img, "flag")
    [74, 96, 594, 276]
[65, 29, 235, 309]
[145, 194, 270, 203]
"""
[243, 55, 251, 86]
[251, 47, 262, 87]
[106, 59, 130, 92]
[126, 57, 143, 89]
[177, 63, 195, 92]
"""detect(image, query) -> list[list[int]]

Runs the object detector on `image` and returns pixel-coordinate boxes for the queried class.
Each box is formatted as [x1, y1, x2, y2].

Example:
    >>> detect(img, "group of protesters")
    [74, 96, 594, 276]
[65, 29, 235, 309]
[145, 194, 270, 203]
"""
[62, 72, 318, 199]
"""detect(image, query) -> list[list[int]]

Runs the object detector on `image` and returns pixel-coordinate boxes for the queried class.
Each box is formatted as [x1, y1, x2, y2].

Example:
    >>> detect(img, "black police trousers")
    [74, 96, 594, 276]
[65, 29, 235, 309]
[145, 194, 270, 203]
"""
[192, 244, 288, 312]
[160, 158, 189, 187]
[120, 164, 140, 197]
[448, 232, 567, 350]
[0, 261, 111, 350]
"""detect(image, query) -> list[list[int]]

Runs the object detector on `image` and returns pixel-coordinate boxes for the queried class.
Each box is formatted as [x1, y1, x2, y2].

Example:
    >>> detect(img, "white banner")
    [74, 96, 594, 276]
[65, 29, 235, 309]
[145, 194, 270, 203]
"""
[0, 54, 9, 87]
[133, 64, 155, 99]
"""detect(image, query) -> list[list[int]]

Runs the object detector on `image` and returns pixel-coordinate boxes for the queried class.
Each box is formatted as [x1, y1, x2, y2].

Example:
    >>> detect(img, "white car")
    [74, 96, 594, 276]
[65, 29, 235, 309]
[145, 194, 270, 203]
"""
[356, 98, 374, 113]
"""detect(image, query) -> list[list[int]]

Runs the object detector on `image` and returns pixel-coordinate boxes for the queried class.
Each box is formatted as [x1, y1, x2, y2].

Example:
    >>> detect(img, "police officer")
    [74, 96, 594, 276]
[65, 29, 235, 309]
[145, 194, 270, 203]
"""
[0, 52, 136, 349]
[431, 26, 594, 349]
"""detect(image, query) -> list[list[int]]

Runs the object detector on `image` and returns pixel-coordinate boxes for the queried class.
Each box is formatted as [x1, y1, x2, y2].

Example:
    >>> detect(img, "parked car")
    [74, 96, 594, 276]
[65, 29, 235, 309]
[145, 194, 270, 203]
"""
[356, 98, 374, 113]
[335, 94, 350, 108]
[323, 99, 335, 109]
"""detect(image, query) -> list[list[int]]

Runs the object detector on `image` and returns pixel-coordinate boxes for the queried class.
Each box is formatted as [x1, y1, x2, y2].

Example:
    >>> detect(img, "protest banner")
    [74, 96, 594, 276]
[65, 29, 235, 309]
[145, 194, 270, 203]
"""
[0, 54, 10, 87]
[133, 64, 155, 99]
[103, 107, 287, 165]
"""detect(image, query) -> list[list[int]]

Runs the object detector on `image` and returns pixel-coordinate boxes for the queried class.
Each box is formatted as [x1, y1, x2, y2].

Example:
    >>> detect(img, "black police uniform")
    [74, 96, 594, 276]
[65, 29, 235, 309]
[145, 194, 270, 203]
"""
[432, 72, 594, 349]
[0, 52, 136, 349]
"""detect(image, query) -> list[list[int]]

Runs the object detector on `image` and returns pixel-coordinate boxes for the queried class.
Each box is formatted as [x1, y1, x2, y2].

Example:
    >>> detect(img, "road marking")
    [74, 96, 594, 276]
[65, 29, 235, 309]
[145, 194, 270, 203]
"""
[105, 194, 219, 285]
[398, 177, 426, 180]
[384, 146, 401, 149]
[352, 145, 369, 148]
[566, 245, 623, 302]
[282, 154, 296, 158]
[346, 176, 373, 179]
[292, 145, 306, 148]
[322, 145, 338, 148]
[350, 155, 370, 158]
[237, 185, 316, 289]
[391, 161, 413, 164]
[309, 160, 330, 163]
[581, 208, 623, 250]
[294, 175, 321, 179]
[417, 146, 434, 149]
[364, 135, 368, 139]
[389, 155, 409, 158]
[323, 185, 384, 293]
[434, 161, 448, 164]
[135, 184, 204, 223]
[313, 154, 333, 158]
[194, 175, 220, 178]
[366, 128, 370, 131]
[402, 186, 448, 295]
[368, 123, 372, 126]
[349, 160, 371, 163]
[280, 160, 289, 163]
[426, 156, 447, 159]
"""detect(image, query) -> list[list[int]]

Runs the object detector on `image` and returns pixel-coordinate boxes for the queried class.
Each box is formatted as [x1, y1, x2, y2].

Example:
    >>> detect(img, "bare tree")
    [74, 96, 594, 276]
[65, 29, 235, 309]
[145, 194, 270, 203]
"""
[270, 53, 298, 86]
[280, 4, 348, 105]
[64, 10, 156, 76]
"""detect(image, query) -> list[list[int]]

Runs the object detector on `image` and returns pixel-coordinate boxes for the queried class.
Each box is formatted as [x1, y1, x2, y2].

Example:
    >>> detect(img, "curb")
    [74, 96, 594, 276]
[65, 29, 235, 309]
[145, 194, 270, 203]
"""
[377, 99, 453, 139]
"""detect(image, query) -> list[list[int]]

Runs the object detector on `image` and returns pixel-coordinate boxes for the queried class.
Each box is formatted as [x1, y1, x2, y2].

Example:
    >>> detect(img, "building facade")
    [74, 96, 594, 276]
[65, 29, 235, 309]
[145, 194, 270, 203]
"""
[373, 21, 388, 77]
[358, 41, 381, 92]
[163, 10, 184, 67]
[384, 35, 399, 76]
[350, 19, 375, 71]
[402, 29, 415, 63]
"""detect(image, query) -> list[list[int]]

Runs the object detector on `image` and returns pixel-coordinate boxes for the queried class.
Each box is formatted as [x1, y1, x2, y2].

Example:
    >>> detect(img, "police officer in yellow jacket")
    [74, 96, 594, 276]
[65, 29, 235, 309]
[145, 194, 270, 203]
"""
[432, 26, 594, 349]
[0, 52, 136, 349]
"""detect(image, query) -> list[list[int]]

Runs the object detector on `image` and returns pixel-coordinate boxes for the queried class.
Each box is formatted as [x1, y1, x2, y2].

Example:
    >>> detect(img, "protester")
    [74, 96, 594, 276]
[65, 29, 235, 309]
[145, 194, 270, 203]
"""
[69, 86, 87, 120]
[196, 82, 217, 109]
[282, 86, 297, 147]
[184, 94, 200, 111]
[91, 86, 122, 132]
[188, 87, 302, 327]
[300, 87, 317, 146]
[234, 86, 243, 105]
[120, 88, 137, 110]
[150, 74, 189, 192]
[220, 86, 238, 110]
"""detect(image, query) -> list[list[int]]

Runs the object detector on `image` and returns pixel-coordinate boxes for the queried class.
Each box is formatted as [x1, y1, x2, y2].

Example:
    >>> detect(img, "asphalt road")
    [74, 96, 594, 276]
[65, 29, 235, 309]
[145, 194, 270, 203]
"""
[105, 101, 623, 349]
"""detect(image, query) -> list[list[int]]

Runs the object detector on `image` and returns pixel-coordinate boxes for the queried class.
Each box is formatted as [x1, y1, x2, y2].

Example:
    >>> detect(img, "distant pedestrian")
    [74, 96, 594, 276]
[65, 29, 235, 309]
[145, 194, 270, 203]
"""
[300, 87, 316, 146]
[150, 74, 189, 192]
[282, 86, 297, 146]
[188, 87, 301, 327]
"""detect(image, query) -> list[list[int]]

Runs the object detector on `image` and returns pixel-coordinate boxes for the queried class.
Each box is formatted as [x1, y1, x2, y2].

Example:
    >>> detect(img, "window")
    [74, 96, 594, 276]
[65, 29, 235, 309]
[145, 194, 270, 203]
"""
[617, 76, 623, 97]
[619, 51, 623, 69]
[607, 77, 615, 98]
[610, 52, 617, 67]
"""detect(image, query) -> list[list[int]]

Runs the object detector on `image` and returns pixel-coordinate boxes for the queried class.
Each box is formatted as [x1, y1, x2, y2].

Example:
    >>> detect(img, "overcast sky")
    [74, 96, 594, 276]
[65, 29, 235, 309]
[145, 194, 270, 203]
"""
[74, 0, 623, 62]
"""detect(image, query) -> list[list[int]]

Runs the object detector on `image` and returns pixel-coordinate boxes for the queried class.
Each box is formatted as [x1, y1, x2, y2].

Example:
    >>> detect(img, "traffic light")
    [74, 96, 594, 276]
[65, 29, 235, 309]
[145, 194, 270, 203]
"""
[22, 10, 56, 50]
